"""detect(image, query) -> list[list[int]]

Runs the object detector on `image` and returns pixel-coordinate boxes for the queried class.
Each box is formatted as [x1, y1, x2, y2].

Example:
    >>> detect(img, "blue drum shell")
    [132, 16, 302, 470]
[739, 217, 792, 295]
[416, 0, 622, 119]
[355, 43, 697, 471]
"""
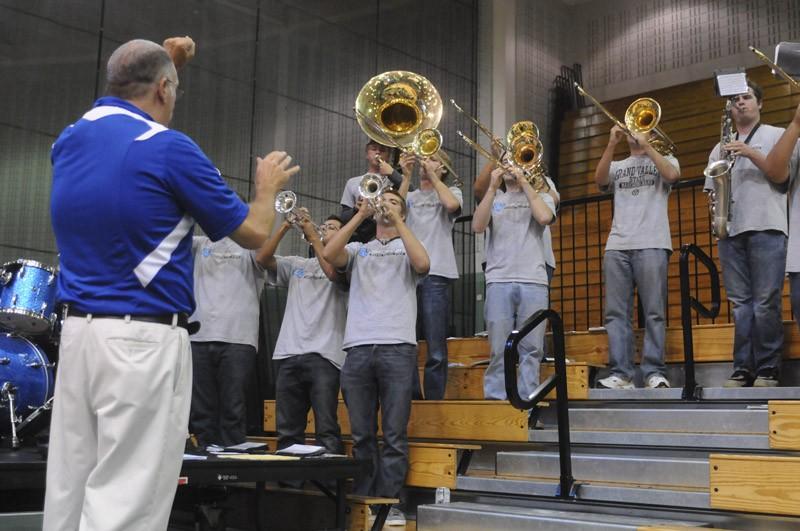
[0, 334, 54, 429]
[0, 259, 58, 335]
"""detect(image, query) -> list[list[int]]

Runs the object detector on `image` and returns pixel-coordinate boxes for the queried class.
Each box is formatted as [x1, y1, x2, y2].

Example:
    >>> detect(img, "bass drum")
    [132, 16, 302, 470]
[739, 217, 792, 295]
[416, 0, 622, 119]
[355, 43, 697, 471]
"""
[0, 334, 55, 433]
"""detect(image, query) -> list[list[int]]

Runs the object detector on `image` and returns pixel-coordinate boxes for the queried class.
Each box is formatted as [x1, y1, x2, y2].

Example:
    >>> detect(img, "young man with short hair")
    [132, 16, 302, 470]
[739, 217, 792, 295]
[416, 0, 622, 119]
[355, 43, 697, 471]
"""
[323, 189, 429, 526]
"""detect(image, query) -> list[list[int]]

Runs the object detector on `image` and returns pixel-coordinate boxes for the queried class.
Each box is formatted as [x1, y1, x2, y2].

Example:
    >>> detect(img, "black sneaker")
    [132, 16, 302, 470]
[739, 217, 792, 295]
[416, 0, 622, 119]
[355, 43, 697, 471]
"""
[753, 368, 779, 388]
[723, 369, 754, 388]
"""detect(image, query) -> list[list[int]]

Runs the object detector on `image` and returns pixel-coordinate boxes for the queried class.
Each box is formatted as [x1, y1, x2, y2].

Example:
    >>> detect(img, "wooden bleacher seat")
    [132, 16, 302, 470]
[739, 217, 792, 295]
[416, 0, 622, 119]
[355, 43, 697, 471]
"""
[710, 454, 800, 517]
[264, 399, 529, 442]
[769, 400, 800, 450]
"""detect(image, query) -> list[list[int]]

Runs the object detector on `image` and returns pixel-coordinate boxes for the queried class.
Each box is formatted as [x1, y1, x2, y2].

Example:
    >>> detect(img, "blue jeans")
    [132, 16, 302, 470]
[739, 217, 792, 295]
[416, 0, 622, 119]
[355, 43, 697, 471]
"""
[604, 249, 669, 381]
[190, 342, 256, 447]
[718, 231, 786, 376]
[275, 353, 344, 455]
[413, 275, 452, 400]
[483, 282, 549, 400]
[340, 343, 416, 498]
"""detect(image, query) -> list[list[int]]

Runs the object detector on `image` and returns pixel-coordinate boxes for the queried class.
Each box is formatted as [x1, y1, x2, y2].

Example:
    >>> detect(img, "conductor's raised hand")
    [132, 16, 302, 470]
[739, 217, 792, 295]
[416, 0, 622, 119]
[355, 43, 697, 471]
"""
[255, 151, 300, 195]
[163, 36, 196, 68]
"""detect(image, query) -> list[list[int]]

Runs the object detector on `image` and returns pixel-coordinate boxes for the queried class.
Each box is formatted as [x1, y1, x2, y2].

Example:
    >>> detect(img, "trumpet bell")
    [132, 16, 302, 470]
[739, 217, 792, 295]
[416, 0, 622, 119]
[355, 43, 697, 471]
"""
[359, 173, 387, 201]
[625, 97, 662, 134]
[274, 190, 297, 214]
[355, 71, 443, 147]
[412, 128, 443, 157]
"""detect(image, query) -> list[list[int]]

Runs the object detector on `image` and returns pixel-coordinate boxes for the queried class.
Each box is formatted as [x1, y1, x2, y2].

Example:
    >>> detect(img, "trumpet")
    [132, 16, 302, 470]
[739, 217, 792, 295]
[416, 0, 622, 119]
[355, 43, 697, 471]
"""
[358, 173, 390, 218]
[354, 70, 462, 187]
[450, 99, 549, 191]
[274, 190, 320, 239]
[573, 83, 677, 156]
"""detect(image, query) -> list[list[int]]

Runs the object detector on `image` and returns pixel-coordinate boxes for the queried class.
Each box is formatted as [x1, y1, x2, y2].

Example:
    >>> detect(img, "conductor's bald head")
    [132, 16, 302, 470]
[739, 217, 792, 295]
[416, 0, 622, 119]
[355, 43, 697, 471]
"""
[106, 40, 175, 100]
[104, 39, 180, 126]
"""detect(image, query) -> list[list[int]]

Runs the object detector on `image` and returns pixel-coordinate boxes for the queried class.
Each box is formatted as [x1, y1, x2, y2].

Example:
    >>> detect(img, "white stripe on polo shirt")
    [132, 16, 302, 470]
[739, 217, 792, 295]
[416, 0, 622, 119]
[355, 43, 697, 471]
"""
[134, 214, 194, 287]
[82, 106, 167, 141]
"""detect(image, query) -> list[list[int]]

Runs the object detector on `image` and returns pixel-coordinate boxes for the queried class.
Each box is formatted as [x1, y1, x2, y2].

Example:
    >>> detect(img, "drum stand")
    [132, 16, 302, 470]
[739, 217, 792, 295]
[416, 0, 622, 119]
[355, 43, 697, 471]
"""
[1, 382, 20, 449]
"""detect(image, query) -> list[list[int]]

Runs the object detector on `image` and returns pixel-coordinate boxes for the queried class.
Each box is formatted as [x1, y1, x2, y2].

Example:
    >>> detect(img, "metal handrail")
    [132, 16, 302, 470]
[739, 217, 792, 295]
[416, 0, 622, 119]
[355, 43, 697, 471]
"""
[503, 309, 574, 499]
[678, 243, 721, 400]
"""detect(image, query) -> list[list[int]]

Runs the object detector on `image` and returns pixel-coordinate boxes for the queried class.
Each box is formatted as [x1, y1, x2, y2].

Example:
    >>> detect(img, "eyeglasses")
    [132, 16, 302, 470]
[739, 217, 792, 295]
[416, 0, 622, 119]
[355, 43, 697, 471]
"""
[320, 223, 341, 232]
[165, 79, 185, 101]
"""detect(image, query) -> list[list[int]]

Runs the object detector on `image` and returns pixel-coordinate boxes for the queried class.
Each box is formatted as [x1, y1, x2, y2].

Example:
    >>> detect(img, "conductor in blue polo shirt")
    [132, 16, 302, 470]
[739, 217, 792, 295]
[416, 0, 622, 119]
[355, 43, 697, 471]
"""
[43, 37, 299, 531]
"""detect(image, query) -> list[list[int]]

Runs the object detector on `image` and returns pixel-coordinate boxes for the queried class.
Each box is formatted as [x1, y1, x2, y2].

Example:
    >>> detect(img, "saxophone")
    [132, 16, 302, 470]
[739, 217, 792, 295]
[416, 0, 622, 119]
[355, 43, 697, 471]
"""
[704, 100, 735, 239]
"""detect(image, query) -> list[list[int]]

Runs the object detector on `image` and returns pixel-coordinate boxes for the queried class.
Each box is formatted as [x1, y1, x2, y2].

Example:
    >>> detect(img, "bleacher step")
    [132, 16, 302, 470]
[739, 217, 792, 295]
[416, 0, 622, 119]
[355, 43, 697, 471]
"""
[544, 407, 767, 434]
[529, 429, 769, 449]
[496, 452, 708, 488]
[417, 501, 709, 530]
[455, 475, 710, 509]
[587, 386, 800, 401]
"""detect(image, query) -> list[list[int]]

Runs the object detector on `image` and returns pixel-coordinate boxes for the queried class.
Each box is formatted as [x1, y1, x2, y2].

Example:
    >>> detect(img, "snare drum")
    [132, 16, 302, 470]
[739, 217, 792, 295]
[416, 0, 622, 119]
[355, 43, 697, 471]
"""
[0, 259, 58, 335]
[0, 334, 54, 432]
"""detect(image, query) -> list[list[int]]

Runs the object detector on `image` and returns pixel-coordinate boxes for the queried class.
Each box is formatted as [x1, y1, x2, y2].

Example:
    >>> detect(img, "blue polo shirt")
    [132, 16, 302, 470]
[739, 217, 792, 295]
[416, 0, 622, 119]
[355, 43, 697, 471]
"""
[50, 97, 249, 315]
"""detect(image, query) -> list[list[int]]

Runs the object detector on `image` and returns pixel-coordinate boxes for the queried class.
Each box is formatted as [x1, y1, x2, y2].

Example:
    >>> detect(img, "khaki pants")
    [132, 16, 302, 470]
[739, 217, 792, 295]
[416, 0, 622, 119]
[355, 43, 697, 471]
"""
[43, 315, 192, 531]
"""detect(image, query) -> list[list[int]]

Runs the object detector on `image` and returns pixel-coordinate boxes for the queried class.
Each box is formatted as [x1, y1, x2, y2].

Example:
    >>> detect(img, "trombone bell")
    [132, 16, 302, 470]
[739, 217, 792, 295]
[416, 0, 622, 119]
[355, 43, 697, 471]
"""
[625, 98, 661, 134]
[412, 128, 442, 158]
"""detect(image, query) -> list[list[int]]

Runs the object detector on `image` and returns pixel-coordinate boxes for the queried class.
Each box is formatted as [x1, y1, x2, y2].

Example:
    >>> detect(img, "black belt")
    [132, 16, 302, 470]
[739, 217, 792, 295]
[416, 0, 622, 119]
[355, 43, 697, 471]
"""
[68, 310, 200, 335]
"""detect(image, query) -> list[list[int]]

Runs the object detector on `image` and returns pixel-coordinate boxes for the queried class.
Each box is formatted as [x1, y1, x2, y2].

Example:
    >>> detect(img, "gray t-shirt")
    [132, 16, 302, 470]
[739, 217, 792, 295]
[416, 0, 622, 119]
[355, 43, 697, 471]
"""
[341, 239, 423, 348]
[484, 189, 557, 285]
[269, 256, 348, 368]
[406, 186, 463, 279]
[705, 124, 789, 237]
[784, 140, 800, 272]
[602, 154, 678, 251]
[190, 236, 264, 348]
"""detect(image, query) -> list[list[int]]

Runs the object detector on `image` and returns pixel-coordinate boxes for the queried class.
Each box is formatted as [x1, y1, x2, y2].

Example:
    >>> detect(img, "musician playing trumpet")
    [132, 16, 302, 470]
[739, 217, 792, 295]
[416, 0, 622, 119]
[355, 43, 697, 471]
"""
[256, 208, 348, 457]
[323, 189, 429, 524]
[705, 81, 788, 388]
[595, 125, 680, 390]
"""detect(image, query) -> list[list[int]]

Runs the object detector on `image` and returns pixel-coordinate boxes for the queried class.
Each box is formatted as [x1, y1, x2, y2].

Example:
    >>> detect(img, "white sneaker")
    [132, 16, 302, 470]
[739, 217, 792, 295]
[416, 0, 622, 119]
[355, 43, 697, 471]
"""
[646, 374, 670, 389]
[597, 375, 634, 389]
[385, 506, 407, 526]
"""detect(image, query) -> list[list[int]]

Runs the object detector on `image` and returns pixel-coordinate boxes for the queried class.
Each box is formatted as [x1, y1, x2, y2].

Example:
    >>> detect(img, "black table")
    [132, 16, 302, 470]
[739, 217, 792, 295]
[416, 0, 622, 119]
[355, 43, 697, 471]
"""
[0, 448, 371, 531]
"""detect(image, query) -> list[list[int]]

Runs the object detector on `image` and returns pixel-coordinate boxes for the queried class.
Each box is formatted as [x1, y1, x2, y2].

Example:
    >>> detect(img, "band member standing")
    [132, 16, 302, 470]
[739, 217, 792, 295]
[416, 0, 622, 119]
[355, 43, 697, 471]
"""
[706, 81, 788, 388]
[398, 151, 462, 399]
[323, 190, 429, 526]
[340, 139, 405, 243]
[188, 233, 264, 449]
[473, 167, 556, 400]
[257, 211, 347, 455]
[45, 37, 297, 530]
[594, 125, 680, 390]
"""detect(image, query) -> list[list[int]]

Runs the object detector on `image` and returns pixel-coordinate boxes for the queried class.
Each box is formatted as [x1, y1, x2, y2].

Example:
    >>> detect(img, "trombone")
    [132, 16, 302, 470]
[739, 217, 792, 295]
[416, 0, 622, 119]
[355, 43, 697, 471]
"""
[450, 100, 550, 192]
[749, 45, 800, 90]
[354, 70, 462, 187]
[573, 82, 677, 156]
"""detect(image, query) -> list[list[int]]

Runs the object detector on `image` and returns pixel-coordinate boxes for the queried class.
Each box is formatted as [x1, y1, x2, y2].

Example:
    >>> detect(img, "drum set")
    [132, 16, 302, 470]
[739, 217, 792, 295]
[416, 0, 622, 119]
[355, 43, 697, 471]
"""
[0, 259, 59, 448]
